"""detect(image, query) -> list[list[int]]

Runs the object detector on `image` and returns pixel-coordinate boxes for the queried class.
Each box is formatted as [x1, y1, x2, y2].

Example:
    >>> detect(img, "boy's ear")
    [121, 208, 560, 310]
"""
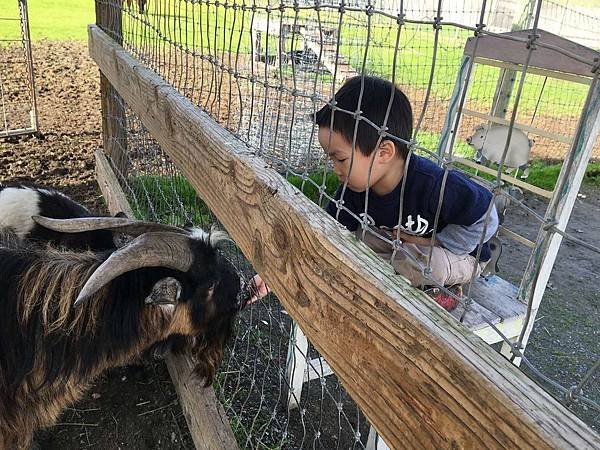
[377, 140, 397, 162]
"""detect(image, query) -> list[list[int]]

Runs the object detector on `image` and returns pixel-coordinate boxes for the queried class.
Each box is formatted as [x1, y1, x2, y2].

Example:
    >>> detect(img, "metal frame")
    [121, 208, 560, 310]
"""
[436, 29, 599, 364]
[0, 0, 38, 138]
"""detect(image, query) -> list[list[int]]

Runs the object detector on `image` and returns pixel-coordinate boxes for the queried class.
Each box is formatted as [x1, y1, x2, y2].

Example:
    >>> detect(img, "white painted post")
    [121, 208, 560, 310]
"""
[436, 55, 473, 161]
[510, 79, 600, 364]
[367, 425, 391, 450]
[285, 321, 309, 410]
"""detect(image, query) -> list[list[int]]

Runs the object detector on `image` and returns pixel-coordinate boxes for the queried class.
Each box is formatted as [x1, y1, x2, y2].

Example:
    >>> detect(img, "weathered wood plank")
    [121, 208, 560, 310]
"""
[95, 149, 239, 450]
[89, 24, 600, 449]
[95, 149, 134, 217]
[472, 276, 525, 321]
[462, 107, 574, 144]
[464, 29, 599, 78]
[166, 353, 239, 450]
[454, 156, 554, 199]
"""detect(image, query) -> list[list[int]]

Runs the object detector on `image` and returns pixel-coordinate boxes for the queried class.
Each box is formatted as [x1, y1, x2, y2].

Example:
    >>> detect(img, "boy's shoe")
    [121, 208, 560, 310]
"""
[424, 284, 463, 312]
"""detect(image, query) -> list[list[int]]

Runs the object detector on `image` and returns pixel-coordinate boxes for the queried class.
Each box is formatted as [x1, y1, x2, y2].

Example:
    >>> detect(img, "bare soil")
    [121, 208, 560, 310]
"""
[1, 40, 598, 448]
[1, 41, 194, 450]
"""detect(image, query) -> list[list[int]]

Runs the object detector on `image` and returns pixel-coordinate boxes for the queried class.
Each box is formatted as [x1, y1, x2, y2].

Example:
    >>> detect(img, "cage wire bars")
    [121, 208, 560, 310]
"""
[96, 0, 600, 446]
[0, 0, 38, 138]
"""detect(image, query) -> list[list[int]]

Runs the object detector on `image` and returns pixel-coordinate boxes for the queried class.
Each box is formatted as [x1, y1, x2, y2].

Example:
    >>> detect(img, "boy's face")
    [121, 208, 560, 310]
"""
[318, 127, 385, 193]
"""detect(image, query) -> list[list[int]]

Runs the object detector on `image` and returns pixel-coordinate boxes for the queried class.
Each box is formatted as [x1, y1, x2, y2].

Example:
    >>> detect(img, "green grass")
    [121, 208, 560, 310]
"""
[1, 0, 590, 119]
[286, 170, 340, 206]
[126, 174, 212, 224]
[0, 0, 94, 42]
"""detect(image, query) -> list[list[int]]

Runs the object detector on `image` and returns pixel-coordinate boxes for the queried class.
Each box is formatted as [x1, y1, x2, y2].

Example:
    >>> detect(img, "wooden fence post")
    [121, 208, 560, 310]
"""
[96, 0, 128, 176]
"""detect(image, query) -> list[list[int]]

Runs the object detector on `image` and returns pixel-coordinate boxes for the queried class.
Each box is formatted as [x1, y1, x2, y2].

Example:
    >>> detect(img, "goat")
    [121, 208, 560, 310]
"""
[0, 217, 242, 450]
[0, 182, 117, 251]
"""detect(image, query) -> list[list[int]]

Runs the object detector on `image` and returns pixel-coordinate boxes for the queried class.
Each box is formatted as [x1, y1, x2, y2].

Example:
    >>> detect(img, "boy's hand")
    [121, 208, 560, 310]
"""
[245, 274, 272, 306]
[393, 229, 436, 247]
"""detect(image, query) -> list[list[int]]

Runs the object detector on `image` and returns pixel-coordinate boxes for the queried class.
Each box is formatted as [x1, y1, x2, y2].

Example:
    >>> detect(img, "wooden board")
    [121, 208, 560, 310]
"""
[474, 57, 593, 86]
[462, 107, 573, 144]
[457, 276, 528, 345]
[464, 29, 599, 78]
[454, 156, 554, 199]
[166, 353, 239, 450]
[95, 150, 239, 450]
[96, 1, 129, 177]
[472, 276, 525, 321]
[89, 25, 600, 449]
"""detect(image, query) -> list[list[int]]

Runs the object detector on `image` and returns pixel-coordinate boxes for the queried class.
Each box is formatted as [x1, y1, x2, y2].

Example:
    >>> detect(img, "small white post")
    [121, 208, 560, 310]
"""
[437, 55, 474, 161]
[285, 321, 309, 410]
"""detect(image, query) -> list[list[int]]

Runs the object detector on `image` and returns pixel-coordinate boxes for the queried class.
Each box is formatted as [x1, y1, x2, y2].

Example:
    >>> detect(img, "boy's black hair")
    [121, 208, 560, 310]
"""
[314, 76, 413, 159]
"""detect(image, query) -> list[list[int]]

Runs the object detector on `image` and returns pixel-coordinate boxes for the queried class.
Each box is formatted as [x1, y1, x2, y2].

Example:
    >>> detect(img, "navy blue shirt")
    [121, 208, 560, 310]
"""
[326, 155, 494, 261]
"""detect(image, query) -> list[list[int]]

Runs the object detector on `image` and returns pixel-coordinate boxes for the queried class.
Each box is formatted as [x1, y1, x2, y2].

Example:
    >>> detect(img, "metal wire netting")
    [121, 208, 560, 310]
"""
[106, 97, 373, 448]
[0, 0, 38, 138]
[96, 0, 600, 446]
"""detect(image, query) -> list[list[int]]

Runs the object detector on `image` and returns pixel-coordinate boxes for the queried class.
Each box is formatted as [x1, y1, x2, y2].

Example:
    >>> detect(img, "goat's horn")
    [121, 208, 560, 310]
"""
[75, 231, 194, 305]
[32, 216, 186, 237]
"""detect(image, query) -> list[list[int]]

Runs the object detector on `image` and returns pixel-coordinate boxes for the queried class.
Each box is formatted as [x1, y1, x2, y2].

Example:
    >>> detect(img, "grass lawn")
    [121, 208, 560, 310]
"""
[3, 0, 590, 117]
[0, 0, 94, 42]
[2, 0, 595, 191]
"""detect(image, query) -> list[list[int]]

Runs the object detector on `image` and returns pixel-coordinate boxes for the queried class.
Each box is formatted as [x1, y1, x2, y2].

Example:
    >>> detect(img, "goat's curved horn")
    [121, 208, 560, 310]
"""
[32, 216, 186, 237]
[75, 231, 194, 305]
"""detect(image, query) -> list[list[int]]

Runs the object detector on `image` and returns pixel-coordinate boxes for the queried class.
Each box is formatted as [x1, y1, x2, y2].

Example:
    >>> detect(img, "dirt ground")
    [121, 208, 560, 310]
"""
[1, 40, 599, 448]
[1, 41, 195, 450]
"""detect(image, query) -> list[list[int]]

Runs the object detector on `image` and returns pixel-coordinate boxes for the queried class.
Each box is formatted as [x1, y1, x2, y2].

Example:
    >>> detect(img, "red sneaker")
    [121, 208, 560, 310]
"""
[425, 285, 463, 312]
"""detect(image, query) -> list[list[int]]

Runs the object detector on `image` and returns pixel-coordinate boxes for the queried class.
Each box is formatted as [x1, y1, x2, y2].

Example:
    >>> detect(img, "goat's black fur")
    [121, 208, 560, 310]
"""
[0, 231, 240, 449]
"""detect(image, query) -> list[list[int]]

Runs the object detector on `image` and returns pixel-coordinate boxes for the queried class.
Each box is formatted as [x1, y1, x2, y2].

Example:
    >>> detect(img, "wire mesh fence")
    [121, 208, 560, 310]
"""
[96, 0, 600, 445]
[107, 98, 374, 448]
[0, 0, 38, 138]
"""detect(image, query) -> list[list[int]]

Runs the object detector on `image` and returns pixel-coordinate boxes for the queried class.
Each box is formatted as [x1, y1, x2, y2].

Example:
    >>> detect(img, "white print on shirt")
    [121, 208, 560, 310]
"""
[359, 212, 376, 227]
[362, 213, 432, 236]
[401, 214, 430, 235]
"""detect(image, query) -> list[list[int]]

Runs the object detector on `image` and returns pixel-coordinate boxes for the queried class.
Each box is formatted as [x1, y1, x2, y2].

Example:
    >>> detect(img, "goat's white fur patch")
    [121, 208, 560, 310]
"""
[0, 187, 40, 239]
[188, 227, 210, 242]
[188, 227, 230, 247]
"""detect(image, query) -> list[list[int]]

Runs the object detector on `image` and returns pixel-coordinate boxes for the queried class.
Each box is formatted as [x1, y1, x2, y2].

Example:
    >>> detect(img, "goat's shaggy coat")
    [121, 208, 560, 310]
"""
[0, 182, 115, 250]
[0, 230, 241, 450]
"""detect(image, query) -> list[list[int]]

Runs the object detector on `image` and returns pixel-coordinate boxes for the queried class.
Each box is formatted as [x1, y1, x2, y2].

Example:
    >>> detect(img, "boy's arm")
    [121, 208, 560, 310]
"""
[433, 173, 499, 254]
[436, 206, 499, 254]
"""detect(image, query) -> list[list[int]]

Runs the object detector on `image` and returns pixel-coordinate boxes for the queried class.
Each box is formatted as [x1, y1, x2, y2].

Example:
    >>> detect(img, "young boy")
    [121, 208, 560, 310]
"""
[316, 75, 498, 310]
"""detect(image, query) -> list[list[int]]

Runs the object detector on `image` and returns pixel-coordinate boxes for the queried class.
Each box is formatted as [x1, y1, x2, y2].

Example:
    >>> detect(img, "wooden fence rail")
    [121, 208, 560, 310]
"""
[89, 24, 600, 449]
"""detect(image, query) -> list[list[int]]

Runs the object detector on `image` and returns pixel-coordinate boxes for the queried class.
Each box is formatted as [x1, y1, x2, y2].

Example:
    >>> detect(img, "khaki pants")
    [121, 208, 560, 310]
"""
[356, 229, 483, 288]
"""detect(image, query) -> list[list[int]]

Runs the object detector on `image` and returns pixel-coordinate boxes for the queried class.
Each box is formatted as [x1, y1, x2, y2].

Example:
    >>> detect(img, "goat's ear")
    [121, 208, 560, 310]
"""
[145, 277, 183, 306]
[114, 211, 128, 219]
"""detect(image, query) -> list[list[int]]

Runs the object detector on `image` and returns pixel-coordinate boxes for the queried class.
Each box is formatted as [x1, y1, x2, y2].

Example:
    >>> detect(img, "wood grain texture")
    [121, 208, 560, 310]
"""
[95, 148, 239, 450]
[166, 354, 239, 450]
[89, 25, 600, 449]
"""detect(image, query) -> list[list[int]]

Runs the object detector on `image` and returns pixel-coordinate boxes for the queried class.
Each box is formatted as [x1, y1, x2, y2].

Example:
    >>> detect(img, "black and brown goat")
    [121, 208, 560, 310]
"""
[0, 217, 242, 450]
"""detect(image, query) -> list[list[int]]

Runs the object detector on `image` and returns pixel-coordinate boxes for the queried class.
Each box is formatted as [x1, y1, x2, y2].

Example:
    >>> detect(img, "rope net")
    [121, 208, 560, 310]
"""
[97, 0, 600, 445]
